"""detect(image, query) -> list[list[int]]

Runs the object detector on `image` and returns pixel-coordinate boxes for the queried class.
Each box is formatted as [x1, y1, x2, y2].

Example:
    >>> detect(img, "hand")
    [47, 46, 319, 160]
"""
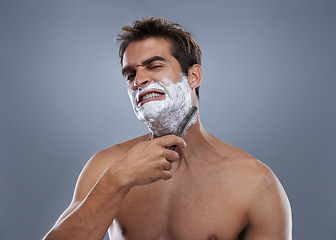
[110, 135, 187, 188]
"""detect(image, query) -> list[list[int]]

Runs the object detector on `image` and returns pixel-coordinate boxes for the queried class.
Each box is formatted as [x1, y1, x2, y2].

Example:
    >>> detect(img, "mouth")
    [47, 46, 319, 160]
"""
[138, 89, 166, 106]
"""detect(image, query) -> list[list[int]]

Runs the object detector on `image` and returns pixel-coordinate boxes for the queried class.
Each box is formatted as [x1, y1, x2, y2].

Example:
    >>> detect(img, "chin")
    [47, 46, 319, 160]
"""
[135, 99, 170, 122]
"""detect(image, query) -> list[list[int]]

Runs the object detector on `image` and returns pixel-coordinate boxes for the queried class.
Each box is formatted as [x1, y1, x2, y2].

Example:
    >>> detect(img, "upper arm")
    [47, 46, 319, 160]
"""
[55, 146, 127, 224]
[244, 163, 292, 240]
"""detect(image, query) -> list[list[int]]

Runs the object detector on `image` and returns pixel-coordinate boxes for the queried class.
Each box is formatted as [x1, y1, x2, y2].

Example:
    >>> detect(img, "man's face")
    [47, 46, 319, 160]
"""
[122, 37, 184, 104]
[122, 37, 194, 136]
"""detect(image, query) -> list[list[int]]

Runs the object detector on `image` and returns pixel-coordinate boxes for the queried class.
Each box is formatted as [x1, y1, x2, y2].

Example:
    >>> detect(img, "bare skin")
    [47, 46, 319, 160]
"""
[44, 37, 292, 240]
[108, 125, 292, 240]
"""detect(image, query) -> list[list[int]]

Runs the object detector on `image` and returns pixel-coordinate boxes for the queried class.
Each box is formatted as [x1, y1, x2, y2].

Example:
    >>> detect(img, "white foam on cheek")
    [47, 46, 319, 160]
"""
[128, 75, 197, 137]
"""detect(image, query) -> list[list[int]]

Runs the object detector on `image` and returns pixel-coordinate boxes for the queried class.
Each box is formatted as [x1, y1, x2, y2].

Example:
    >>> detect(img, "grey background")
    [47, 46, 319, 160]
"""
[1, 0, 335, 239]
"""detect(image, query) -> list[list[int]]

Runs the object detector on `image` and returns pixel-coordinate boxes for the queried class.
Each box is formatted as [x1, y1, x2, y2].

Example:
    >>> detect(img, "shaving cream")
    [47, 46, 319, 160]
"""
[128, 74, 197, 137]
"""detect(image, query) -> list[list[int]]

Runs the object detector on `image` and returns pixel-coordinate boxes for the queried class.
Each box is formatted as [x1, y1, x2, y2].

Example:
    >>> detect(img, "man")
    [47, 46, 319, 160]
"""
[44, 17, 292, 240]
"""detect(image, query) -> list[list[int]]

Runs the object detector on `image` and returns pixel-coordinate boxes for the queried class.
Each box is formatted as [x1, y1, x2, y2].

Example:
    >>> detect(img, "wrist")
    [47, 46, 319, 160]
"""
[103, 165, 133, 196]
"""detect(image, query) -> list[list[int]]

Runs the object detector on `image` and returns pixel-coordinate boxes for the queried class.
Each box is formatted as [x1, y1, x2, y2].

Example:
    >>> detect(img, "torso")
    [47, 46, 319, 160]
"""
[108, 135, 255, 240]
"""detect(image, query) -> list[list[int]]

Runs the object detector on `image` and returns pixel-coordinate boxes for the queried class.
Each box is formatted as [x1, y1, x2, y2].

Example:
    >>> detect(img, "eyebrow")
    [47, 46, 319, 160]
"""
[121, 56, 166, 76]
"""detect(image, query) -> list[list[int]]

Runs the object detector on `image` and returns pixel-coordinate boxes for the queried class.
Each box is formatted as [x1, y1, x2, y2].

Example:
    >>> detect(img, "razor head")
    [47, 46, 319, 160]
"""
[169, 106, 198, 151]
[177, 106, 198, 137]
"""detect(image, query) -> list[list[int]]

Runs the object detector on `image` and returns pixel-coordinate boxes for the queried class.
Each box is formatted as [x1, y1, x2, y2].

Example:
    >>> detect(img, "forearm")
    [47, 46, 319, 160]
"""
[44, 170, 130, 240]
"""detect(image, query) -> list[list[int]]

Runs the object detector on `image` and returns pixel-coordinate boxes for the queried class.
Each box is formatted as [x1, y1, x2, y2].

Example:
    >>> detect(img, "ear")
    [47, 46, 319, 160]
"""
[187, 64, 202, 89]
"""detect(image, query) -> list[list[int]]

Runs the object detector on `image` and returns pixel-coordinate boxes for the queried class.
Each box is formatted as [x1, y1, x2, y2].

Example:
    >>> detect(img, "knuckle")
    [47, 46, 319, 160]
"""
[160, 159, 167, 165]
[169, 151, 179, 160]
[151, 145, 163, 154]
[156, 148, 165, 157]
[164, 172, 173, 180]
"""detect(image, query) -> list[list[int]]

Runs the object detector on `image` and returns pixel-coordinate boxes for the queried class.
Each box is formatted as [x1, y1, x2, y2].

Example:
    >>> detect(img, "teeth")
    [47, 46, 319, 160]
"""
[141, 92, 163, 102]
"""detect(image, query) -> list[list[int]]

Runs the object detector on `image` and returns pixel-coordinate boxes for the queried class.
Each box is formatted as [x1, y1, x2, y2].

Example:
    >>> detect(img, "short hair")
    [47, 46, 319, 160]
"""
[116, 17, 202, 99]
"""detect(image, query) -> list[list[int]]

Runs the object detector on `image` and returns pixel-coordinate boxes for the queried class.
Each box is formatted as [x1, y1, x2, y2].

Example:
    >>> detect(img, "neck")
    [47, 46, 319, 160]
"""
[173, 119, 221, 164]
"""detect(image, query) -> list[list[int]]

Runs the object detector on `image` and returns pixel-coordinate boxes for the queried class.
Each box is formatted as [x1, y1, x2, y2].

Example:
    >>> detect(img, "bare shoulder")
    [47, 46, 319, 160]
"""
[54, 134, 149, 224]
[218, 145, 292, 239]
[231, 153, 290, 208]
[86, 134, 149, 173]
[240, 158, 292, 239]
[73, 134, 150, 201]
[211, 137, 292, 238]
[209, 134, 286, 193]
[214, 139, 289, 207]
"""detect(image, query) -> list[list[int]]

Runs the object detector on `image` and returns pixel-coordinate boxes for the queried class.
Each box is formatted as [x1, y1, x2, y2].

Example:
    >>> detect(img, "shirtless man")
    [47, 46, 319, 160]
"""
[44, 17, 292, 240]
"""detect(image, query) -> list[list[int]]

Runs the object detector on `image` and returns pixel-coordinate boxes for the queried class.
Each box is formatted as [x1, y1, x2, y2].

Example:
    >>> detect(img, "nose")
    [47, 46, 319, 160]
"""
[134, 67, 151, 89]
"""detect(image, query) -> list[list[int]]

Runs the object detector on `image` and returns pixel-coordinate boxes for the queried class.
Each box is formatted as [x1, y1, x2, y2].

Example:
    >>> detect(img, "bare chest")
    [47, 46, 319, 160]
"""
[109, 170, 248, 240]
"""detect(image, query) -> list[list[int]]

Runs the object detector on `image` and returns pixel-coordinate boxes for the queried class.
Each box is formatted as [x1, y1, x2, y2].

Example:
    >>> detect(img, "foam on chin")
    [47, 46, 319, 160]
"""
[128, 75, 196, 137]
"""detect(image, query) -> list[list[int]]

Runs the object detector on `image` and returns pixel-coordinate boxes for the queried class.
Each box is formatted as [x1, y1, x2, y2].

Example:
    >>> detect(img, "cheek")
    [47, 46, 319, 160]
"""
[127, 86, 135, 99]
[157, 69, 179, 82]
[127, 81, 134, 90]
[153, 72, 167, 82]
[127, 81, 134, 91]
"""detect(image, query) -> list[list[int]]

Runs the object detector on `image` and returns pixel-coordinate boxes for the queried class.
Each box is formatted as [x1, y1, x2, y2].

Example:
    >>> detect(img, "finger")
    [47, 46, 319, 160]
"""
[163, 148, 180, 163]
[154, 135, 187, 148]
[162, 171, 173, 180]
[163, 161, 173, 171]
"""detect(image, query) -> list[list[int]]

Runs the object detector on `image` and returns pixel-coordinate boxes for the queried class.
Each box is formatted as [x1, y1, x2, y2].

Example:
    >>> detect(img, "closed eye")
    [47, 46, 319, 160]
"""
[126, 73, 136, 81]
[148, 65, 163, 70]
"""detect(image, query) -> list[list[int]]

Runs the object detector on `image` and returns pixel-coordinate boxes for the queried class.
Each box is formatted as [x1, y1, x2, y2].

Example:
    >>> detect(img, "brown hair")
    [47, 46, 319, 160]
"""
[116, 17, 202, 99]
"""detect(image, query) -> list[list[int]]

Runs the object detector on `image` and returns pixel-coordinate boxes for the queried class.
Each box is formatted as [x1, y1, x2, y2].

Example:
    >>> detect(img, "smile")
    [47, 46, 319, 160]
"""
[138, 89, 165, 106]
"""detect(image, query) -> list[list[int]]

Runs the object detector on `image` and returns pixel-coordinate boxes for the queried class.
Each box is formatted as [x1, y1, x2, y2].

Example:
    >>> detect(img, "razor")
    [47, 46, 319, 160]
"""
[169, 106, 198, 150]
